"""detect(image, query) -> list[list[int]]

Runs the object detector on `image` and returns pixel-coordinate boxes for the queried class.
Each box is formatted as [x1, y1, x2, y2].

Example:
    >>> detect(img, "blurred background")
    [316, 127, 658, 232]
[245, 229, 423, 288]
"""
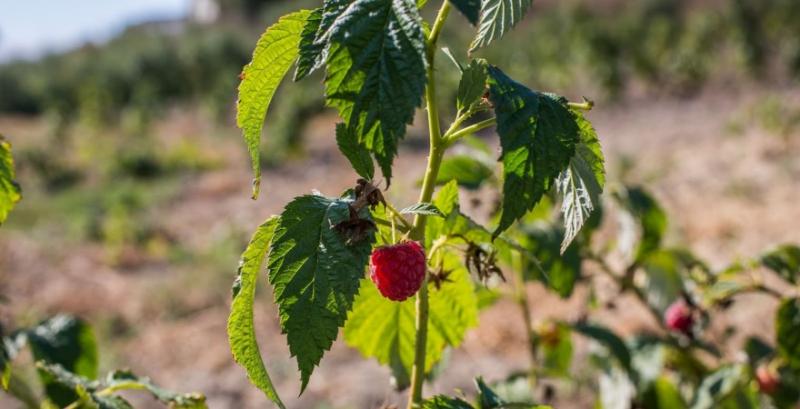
[0, 0, 799, 407]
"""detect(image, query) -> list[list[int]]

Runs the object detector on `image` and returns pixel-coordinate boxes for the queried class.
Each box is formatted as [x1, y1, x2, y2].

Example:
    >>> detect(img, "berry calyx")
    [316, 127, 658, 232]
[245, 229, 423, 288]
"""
[664, 299, 694, 335]
[369, 241, 426, 301]
[755, 364, 780, 395]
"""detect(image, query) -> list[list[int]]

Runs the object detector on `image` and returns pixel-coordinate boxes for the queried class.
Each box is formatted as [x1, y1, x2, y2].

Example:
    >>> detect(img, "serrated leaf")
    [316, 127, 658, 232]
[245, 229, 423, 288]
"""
[325, 0, 428, 182]
[457, 59, 488, 112]
[0, 136, 22, 226]
[520, 222, 581, 297]
[760, 245, 800, 284]
[470, 0, 533, 52]
[237, 10, 311, 199]
[437, 155, 494, 190]
[487, 66, 579, 236]
[557, 111, 605, 253]
[614, 186, 667, 262]
[28, 315, 98, 407]
[573, 322, 632, 374]
[777, 297, 800, 369]
[227, 217, 285, 408]
[450, 0, 481, 25]
[268, 194, 375, 391]
[335, 123, 375, 179]
[400, 202, 445, 217]
[344, 251, 477, 387]
[293, 8, 324, 81]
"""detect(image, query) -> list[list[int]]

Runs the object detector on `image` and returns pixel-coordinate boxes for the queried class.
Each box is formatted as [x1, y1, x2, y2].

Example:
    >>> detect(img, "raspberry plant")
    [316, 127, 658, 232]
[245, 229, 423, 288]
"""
[228, 1, 800, 408]
[229, 1, 603, 407]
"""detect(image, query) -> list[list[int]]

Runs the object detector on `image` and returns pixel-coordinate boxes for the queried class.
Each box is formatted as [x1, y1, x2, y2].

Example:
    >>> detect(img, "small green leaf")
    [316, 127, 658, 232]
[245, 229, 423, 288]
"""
[269, 194, 375, 391]
[344, 251, 478, 385]
[557, 110, 605, 253]
[760, 244, 800, 284]
[0, 136, 22, 226]
[540, 323, 573, 377]
[237, 10, 311, 199]
[336, 123, 375, 179]
[520, 223, 581, 297]
[641, 377, 688, 409]
[450, 0, 481, 25]
[777, 297, 800, 369]
[293, 8, 324, 81]
[400, 202, 445, 217]
[614, 186, 668, 262]
[437, 155, 494, 190]
[324, 0, 428, 183]
[691, 365, 745, 409]
[422, 395, 474, 409]
[573, 322, 632, 374]
[227, 217, 285, 408]
[487, 66, 579, 236]
[457, 59, 488, 112]
[27, 315, 98, 407]
[105, 370, 207, 408]
[639, 249, 692, 314]
[470, 0, 533, 52]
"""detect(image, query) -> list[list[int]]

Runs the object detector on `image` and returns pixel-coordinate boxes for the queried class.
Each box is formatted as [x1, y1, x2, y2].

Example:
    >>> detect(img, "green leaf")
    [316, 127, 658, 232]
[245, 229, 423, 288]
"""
[639, 249, 691, 314]
[227, 217, 285, 408]
[573, 322, 632, 374]
[760, 245, 800, 284]
[400, 202, 445, 217]
[614, 186, 668, 262]
[556, 110, 605, 253]
[344, 251, 478, 386]
[27, 315, 98, 407]
[457, 59, 488, 112]
[691, 365, 745, 409]
[335, 123, 375, 179]
[520, 223, 581, 297]
[540, 323, 573, 377]
[450, 0, 481, 25]
[470, 0, 533, 52]
[324, 0, 428, 182]
[294, 8, 324, 81]
[105, 370, 207, 408]
[422, 395, 474, 409]
[268, 194, 375, 391]
[487, 66, 579, 236]
[641, 377, 688, 409]
[0, 136, 22, 226]
[237, 10, 311, 199]
[777, 297, 800, 369]
[437, 155, 494, 190]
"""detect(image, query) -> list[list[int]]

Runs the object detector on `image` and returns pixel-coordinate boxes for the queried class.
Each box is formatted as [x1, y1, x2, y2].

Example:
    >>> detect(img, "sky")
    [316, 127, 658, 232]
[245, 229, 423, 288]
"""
[0, 0, 191, 62]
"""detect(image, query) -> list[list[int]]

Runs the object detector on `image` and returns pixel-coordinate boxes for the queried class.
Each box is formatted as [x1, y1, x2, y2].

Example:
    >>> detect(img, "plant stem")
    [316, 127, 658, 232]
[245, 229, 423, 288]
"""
[444, 117, 496, 144]
[513, 253, 539, 390]
[408, 2, 451, 407]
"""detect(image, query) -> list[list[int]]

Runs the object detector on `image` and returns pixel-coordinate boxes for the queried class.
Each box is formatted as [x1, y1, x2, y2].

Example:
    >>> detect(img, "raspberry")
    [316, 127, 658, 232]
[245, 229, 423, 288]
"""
[369, 241, 426, 301]
[755, 365, 780, 394]
[664, 299, 694, 335]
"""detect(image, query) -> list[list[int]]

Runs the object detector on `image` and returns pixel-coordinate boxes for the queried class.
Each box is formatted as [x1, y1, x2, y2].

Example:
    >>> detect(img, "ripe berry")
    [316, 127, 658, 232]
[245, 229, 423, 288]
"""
[369, 241, 426, 301]
[664, 299, 694, 335]
[755, 365, 780, 395]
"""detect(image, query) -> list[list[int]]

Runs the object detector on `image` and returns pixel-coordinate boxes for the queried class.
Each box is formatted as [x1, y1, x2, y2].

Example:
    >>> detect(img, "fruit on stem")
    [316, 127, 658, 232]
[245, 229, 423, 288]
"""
[755, 364, 780, 394]
[664, 299, 694, 335]
[370, 241, 427, 302]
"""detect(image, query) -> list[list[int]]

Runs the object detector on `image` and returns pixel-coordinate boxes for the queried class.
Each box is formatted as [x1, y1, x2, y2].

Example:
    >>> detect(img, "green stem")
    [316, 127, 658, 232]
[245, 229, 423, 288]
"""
[408, 2, 451, 407]
[444, 117, 496, 145]
[513, 253, 538, 390]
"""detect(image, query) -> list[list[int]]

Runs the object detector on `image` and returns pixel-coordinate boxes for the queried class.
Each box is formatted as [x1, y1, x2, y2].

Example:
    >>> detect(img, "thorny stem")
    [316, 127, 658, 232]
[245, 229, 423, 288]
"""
[408, 2, 451, 407]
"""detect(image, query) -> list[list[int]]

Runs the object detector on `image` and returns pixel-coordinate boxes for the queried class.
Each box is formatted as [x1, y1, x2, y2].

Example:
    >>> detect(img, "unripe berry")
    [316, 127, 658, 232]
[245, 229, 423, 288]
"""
[664, 299, 694, 335]
[755, 365, 780, 395]
[369, 241, 426, 301]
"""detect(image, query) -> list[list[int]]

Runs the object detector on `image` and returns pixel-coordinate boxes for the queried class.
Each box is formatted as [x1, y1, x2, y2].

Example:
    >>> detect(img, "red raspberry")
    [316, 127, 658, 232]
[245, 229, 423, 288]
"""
[369, 241, 426, 301]
[664, 299, 694, 335]
[755, 364, 780, 394]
